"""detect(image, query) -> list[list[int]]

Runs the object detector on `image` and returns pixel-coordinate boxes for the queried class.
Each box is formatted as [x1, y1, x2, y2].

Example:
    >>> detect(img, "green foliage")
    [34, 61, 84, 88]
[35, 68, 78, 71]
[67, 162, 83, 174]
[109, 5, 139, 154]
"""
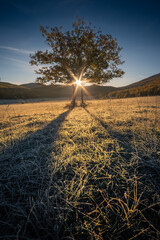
[30, 17, 124, 85]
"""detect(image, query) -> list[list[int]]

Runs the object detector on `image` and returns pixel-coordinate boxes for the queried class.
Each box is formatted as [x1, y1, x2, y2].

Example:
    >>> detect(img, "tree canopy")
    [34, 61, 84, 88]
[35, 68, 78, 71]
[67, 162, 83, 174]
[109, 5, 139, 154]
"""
[30, 18, 124, 87]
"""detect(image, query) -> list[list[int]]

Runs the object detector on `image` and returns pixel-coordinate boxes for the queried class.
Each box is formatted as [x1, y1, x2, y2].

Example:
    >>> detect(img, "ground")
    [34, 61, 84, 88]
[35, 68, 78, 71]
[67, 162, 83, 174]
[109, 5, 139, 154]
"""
[0, 97, 160, 239]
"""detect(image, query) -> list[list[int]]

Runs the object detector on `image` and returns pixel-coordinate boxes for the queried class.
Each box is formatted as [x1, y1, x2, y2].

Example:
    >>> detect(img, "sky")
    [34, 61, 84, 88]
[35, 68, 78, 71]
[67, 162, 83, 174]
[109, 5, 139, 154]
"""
[0, 0, 160, 87]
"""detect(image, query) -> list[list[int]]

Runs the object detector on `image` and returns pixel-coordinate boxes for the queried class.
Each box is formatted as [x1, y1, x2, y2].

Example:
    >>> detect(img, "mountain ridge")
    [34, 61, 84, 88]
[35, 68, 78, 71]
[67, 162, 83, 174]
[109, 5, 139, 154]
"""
[0, 73, 159, 99]
[108, 73, 160, 98]
[120, 73, 160, 89]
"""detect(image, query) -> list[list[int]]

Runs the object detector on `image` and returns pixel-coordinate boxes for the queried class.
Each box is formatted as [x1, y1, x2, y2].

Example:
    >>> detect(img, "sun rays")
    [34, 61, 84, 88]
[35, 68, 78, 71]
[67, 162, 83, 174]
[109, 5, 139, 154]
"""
[65, 66, 91, 98]
[75, 79, 82, 86]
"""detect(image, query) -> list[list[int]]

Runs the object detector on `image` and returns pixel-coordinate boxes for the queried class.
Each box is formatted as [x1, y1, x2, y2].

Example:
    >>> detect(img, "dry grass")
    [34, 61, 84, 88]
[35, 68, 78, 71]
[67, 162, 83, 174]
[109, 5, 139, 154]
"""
[0, 96, 160, 239]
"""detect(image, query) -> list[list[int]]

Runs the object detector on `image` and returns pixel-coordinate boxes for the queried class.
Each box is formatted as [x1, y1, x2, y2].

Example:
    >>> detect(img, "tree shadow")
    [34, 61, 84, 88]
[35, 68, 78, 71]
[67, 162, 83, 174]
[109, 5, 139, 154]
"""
[0, 109, 72, 239]
[84, 108, 109, 130]
[84, 107, 160, 181]
[84, 107, 133, 155]
[1, 109, 71, 162]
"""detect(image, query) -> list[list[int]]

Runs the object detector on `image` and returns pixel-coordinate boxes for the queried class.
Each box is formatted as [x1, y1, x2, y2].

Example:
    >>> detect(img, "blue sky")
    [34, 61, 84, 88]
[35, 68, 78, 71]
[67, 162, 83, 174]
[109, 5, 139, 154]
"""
[0, 0, 160, 87]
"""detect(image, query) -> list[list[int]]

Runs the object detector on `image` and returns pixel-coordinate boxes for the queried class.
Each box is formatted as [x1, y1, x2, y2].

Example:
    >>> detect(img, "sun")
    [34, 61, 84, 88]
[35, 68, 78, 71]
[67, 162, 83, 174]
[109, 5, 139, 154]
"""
[75, 79, 82, 86]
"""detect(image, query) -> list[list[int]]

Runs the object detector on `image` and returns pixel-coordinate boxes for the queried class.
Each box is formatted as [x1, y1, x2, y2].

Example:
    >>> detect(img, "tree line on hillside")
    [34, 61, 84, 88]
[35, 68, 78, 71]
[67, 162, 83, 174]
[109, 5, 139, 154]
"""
[0, 84, 114, 100]
[107, 83, 160, 98]
[0, 85, 72, 99]
[1, 81, 159, 100]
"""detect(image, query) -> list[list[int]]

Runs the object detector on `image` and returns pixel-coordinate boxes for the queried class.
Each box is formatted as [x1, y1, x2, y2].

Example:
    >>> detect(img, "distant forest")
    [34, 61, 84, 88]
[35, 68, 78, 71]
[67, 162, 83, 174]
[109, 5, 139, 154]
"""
[107, 77, 160, 98]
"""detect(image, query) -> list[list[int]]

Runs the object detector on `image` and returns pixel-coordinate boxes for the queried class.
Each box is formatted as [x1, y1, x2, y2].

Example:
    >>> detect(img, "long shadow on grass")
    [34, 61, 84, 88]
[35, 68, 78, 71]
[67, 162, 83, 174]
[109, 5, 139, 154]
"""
[84, 107, 132, 153]
[83, 108, 160, 237]
[0, 108, 72, 239]
[84, 107, 160, 196]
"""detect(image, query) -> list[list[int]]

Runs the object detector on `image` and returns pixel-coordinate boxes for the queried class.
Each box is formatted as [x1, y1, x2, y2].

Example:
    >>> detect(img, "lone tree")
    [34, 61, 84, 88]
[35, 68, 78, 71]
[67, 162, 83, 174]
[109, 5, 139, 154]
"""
[30, 17, 124, 105]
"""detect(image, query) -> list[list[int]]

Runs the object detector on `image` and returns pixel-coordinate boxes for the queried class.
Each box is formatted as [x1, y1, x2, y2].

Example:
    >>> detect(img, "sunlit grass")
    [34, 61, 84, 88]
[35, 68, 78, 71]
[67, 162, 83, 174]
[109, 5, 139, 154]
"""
[0, 96, 160, 239]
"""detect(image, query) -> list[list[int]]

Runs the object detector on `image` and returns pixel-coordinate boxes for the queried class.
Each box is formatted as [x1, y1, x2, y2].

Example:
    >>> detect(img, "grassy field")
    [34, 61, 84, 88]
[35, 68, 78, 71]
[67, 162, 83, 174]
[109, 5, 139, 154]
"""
[0, 97, 160, 239]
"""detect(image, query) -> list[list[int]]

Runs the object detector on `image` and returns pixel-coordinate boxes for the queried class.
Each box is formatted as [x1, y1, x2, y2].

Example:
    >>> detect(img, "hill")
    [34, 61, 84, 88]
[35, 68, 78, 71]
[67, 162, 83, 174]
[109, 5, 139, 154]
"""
[121, 73, 160, 89]
[108, 73, 160, 98]
[20, 82, 116, 97]
[20, 83, 40, 89]
[0, 82, 28, 89]
[0, 82, 72, 99]
[0, 82, 116, 99]
[0, 82, 33, 99]
[0, 73, 159, 99]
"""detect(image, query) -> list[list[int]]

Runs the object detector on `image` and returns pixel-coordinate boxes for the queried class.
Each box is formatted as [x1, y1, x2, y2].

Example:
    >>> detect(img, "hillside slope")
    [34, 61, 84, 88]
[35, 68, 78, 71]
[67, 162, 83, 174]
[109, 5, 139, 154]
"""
[0, 82, 28, 89]
[20, 83, 40, 89]
[0, 82, 33, 99]
[108, 73, 160, 98]
[0, 83, 72, 99]
[121, 73, 160, 89]
[0, 82, 116, 99]
[1, 73, 160, 99]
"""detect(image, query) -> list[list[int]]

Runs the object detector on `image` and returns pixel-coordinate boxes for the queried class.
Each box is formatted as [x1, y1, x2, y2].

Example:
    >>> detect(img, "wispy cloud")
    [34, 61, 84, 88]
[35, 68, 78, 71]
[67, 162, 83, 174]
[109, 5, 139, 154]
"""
[0, 46, 34, 55]
[5, 57, 38, 73]
[6, 57, 29, 65]
[6, 57, 44, 69]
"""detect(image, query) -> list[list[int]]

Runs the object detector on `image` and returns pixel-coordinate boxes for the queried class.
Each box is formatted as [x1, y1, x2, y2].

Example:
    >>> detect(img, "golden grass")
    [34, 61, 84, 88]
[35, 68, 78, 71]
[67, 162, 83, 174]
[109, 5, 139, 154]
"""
[0, 96, 160, 239]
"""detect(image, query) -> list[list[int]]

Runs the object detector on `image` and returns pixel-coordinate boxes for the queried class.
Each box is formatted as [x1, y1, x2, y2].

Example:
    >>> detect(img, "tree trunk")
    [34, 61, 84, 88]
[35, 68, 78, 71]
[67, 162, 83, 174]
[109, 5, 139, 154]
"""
[81, 87, 84, 106]
[71, 85, 76, 106]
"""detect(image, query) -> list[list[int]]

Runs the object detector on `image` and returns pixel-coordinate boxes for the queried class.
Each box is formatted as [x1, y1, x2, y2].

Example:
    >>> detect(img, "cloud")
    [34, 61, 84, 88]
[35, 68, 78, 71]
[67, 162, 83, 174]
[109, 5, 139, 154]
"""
[0, 46, 34, 55]
[6, 57, 29, 65]
[5, 57, 38, 73]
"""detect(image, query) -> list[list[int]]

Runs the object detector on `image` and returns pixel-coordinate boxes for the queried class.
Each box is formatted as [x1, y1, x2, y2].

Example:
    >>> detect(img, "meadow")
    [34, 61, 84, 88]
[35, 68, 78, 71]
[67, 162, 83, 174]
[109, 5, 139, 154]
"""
[0, 96, 160, 239]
